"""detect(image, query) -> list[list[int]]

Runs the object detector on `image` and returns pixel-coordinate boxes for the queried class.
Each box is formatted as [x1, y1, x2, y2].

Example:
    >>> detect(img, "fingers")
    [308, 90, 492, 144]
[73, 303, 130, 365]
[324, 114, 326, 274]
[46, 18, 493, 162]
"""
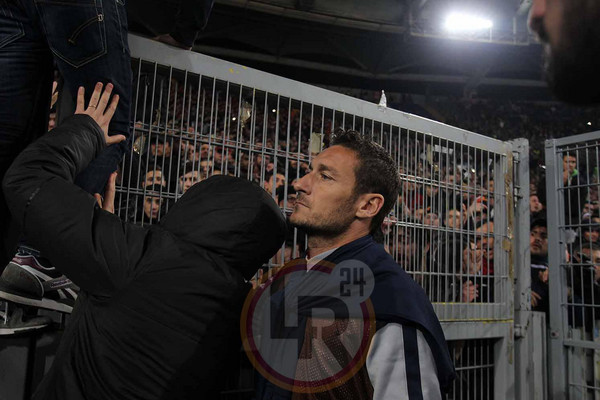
[103, 93, 119, 123]
[72, 81, 122, 144]
[531, 291, 541, 307]
[88, 82, 103, 111]
[97, 83, 113, 114]
[75, 86, 85, 114]
[106, 134, 126, 145]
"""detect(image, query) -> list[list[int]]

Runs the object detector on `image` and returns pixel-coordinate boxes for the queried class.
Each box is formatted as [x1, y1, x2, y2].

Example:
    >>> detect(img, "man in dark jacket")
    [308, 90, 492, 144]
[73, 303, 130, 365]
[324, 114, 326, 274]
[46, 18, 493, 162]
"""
[2, 84, 286, 399]
[252, 130, 455, 399]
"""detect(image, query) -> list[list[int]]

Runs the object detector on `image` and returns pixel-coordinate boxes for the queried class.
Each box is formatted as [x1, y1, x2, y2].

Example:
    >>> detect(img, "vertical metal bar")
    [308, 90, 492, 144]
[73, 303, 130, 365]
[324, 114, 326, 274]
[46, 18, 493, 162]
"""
[511, 139, 532, 400]
[233, 85, 243, 178]
[546, 138, 569, 399]
[248, 89, 256, 181]
[125, 60, 146, 222]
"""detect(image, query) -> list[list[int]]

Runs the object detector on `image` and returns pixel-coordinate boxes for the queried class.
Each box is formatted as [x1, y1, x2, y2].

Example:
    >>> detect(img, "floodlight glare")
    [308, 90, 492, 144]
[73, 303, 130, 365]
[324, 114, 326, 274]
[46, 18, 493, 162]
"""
[444, 13, 493, 32]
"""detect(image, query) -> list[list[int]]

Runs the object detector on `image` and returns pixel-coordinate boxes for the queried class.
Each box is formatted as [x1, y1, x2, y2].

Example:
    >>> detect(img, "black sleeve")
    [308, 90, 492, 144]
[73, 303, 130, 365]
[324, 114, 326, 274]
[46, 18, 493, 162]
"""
[2, 114, 146, 297]
[170, 0, 215, 47]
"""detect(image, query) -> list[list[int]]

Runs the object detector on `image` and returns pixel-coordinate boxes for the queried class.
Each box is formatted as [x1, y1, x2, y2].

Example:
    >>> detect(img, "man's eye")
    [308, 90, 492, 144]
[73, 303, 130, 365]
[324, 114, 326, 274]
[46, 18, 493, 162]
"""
[321, 173, 332, 180]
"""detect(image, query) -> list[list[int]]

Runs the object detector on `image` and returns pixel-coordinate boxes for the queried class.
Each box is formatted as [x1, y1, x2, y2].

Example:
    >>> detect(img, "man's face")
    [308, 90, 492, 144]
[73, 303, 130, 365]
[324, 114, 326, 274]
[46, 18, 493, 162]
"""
[180, 170, 201, 193]
[445, 209, 465, 229]
[199, 160, 212, 177]
[579, 248, 600, 281]
[476, 222, 494, 260]
[423, 212, 440, 227]
[200, 144, 210, 159]
[143, 170, 165, 187]
[530, 226, 549, 256]
[264, 173, 286, 195]
[396, 229, 417, 266]
[144, 196, 162, 220]
[425, 186, 438, 197]
[583, 227, 600, 244]
[530, 195, 544, 213]
[151, 140, 171, 157]
[213, 149, 223, 164]
[240, 153, 250, 170]
[290, 146, 359, 236]
[529, 0, 600, 104]
[256, 154, 270, 167]
[563, 155, 576, 174]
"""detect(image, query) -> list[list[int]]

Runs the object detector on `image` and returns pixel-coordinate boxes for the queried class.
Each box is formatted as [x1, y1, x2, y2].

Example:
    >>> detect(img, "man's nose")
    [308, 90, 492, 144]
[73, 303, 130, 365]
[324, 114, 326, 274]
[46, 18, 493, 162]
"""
[293, 173, 310, 194]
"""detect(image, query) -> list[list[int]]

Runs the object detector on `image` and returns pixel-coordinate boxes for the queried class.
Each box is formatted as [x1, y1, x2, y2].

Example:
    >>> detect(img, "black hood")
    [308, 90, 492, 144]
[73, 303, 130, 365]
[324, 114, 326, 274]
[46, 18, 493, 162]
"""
[160, 175, 286, 279]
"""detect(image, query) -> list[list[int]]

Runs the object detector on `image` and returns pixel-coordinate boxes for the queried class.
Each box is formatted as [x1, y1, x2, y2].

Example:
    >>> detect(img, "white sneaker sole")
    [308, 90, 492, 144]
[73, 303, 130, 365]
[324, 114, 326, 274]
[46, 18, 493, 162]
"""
[0, 323, 50, 335]
[0, 291, 73, 314]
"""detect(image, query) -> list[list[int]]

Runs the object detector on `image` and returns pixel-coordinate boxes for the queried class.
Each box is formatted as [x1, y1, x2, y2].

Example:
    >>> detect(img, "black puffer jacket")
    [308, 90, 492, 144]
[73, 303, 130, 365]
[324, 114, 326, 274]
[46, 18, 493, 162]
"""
[3, 114, 286, 399]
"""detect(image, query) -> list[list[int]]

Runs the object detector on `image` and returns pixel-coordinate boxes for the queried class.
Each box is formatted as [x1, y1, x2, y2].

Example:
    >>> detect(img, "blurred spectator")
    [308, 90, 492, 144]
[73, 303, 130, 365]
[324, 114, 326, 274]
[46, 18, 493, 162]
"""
[423, 211, 440, 227]
[530, 218, 548, 263]
[562, 152, 586, 223]
[444, 202, 468, 230]
[569, 242, 600, 331]
[530, 218, 549, 314]
[530, 194, 544, 214]
[142, 167, 167, 188]
[581, 216, 600, 244]
[178, 161, 203, 194]
[136, 184, 166, 224]
[476, 221, 494, 276]
[276, 186, 297, 210]
[263, 171, 286, 195]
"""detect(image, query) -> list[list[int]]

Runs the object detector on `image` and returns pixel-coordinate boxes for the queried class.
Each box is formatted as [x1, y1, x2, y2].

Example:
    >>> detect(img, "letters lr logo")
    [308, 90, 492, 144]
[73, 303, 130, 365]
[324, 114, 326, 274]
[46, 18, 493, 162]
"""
[241, 259, 376, 393]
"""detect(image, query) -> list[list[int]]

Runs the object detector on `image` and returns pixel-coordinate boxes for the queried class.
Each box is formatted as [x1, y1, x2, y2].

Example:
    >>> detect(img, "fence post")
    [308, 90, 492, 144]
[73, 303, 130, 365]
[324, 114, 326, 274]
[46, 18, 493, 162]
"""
[545, 138, 568, 400]
[511, 139, 533, 399]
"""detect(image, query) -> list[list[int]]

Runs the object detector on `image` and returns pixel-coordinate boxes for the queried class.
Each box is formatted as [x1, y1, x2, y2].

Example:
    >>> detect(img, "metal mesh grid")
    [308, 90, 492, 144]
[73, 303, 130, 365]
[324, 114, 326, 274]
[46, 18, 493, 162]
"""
[447, 339, 496, 400]
[116, 57, 513, 325]
[547, 138, 600, 396]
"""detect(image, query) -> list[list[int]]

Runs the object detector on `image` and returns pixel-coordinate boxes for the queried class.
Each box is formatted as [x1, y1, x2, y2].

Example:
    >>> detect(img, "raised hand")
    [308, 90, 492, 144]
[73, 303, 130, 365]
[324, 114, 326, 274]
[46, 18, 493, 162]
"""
[75, 82, 126, 146]
[462, 280, 478, 303]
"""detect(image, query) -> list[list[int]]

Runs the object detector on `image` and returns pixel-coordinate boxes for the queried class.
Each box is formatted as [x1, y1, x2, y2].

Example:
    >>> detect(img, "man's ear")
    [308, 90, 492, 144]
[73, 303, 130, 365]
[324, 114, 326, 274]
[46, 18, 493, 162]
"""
[356, 193, 384, 219]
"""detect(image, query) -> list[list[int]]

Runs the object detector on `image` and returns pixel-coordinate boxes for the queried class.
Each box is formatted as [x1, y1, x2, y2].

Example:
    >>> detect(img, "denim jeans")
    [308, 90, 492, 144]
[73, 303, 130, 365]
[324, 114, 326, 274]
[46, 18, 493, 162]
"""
[0, 0, 132, 265]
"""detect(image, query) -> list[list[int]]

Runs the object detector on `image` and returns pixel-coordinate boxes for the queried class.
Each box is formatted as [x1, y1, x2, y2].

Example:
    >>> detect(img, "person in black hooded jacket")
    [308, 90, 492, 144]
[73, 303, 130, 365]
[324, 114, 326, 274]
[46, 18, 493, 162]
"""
[2, 83, 286, 399]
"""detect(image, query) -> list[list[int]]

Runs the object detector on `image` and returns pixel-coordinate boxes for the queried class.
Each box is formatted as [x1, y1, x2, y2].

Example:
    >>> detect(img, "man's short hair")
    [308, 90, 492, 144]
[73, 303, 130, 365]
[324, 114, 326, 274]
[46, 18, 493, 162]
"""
[331, 129, 400, 234]
[577, 241, 600, 256]
[531, 217, 547, 230]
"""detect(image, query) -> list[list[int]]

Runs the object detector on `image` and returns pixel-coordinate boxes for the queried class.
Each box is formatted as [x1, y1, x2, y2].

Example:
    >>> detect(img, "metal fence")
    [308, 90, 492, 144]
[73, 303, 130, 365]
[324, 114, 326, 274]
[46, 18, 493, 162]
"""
[121, 34, 524, 399]
[546, 132, 600, 399]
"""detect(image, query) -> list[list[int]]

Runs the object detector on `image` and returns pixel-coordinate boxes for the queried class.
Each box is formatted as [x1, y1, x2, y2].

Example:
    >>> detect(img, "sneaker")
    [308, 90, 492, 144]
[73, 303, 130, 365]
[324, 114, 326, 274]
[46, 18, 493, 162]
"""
[0, 246, 78, 313]
[0, 305, 52, 335]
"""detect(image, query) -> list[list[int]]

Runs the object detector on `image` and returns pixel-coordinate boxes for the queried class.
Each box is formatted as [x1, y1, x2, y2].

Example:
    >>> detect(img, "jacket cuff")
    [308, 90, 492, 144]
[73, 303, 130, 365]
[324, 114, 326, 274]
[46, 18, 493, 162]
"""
[65, 114, 106, 159]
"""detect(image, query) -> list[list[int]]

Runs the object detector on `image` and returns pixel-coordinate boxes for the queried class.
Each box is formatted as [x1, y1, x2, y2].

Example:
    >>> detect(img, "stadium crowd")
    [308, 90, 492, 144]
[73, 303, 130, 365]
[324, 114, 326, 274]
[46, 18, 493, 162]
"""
[104, 76, 600, 333]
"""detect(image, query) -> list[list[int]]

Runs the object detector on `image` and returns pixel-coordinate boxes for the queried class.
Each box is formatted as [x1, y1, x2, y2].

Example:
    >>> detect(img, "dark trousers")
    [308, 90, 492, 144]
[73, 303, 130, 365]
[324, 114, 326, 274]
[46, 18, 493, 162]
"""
[0, 0, 132, 266]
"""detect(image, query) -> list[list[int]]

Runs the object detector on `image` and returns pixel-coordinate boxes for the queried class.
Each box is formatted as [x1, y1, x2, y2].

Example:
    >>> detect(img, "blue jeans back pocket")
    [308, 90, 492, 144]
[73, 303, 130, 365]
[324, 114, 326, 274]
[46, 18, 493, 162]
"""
[0, 0, 25, 49]
[34, 0, 106, 68]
